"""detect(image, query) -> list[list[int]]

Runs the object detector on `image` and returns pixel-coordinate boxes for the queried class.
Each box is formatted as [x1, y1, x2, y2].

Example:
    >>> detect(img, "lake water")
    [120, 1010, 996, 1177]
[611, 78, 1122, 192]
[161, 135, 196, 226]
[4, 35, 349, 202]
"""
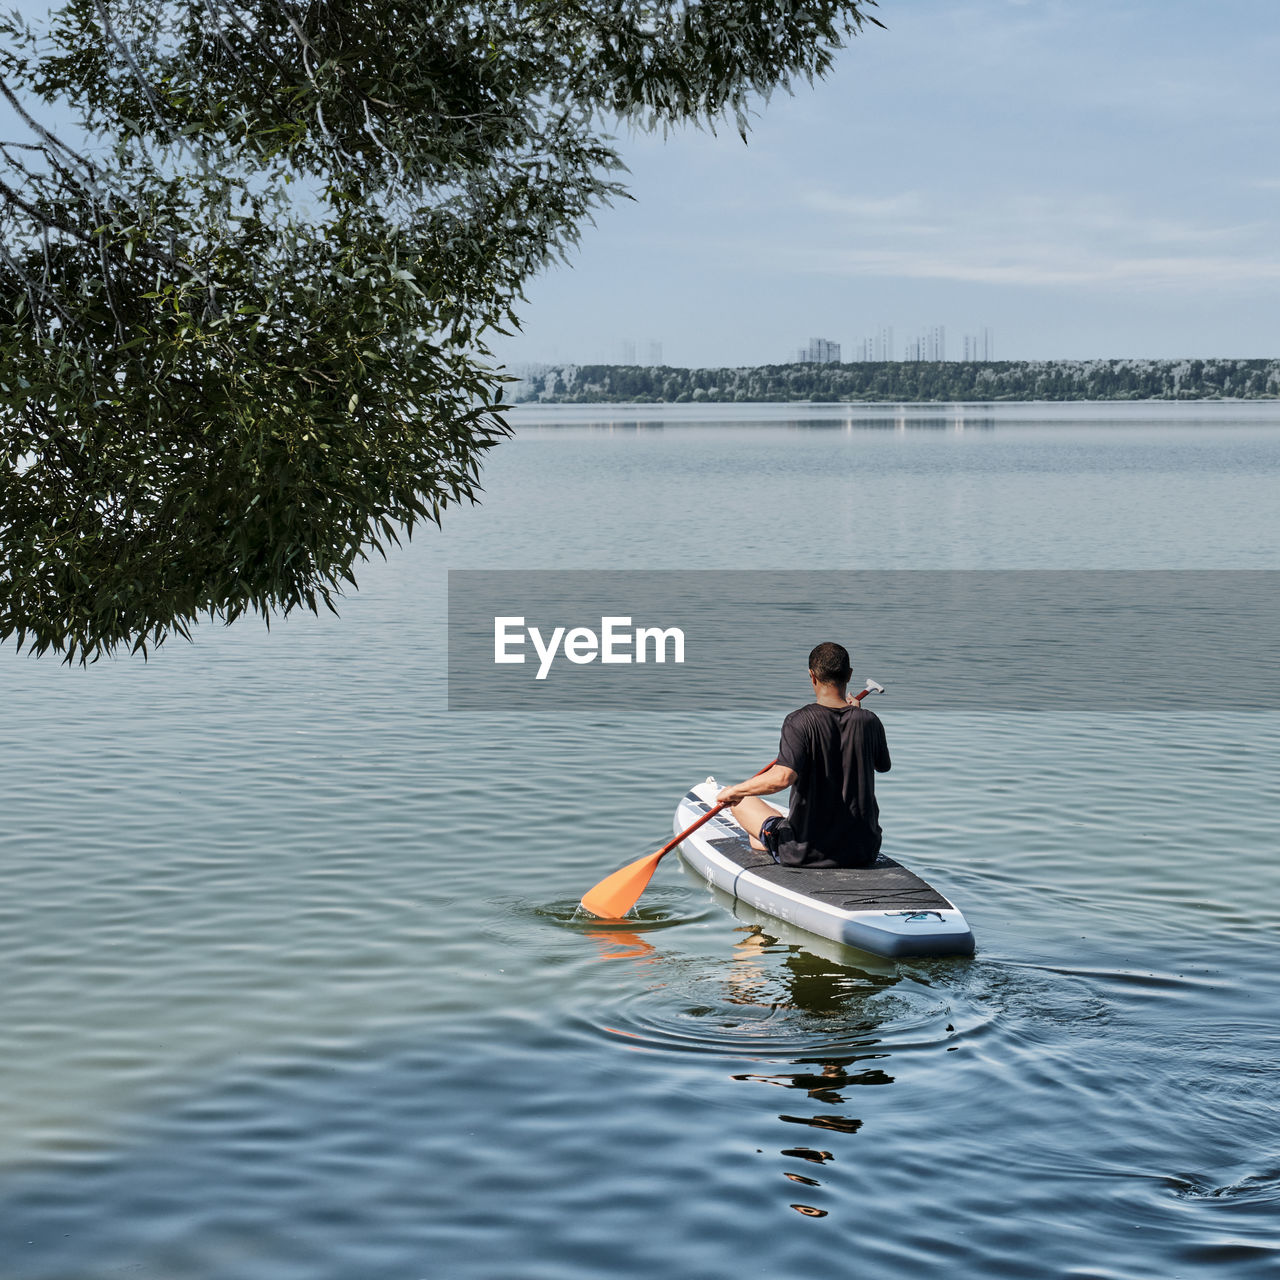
[1, 402, 1278, 1278]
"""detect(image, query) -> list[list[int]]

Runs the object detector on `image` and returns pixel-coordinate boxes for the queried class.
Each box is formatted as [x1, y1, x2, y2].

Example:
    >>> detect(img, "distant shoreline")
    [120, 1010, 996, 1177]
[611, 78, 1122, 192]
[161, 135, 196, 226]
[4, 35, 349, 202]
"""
[512, 358, 1280, 404]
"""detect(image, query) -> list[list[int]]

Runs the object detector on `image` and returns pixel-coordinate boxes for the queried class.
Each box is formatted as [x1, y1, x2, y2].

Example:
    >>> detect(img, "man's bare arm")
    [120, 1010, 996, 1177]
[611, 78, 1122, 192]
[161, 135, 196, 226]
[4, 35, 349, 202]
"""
[716, 765, 798, 807]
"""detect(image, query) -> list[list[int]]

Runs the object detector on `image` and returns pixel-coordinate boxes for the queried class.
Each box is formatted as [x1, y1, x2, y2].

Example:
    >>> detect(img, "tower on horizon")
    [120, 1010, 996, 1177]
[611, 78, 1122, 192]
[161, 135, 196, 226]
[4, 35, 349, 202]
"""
[963, 328, 995, 360]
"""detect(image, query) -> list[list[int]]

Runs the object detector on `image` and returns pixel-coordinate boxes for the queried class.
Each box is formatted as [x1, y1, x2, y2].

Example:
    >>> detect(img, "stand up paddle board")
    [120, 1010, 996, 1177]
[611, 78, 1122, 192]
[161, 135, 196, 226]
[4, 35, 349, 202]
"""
[675, 779, 975, 959]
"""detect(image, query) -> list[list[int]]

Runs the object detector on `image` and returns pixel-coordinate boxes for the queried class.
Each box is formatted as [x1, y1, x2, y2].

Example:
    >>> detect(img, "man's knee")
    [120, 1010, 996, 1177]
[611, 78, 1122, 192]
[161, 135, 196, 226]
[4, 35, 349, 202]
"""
[731, 799, 763, 837]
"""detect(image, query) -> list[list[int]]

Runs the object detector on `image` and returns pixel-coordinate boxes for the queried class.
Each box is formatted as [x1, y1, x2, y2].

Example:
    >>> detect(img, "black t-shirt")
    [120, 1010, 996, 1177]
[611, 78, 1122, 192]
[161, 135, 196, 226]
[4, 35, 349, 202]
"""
[773, 702, 891, 868]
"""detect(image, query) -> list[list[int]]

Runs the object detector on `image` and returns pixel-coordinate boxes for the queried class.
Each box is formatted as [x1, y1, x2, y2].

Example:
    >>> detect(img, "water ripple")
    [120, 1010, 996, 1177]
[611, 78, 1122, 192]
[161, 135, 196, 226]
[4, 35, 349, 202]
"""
[1165, 1167, 1280, 1204]
[574, 946, 971, 1060]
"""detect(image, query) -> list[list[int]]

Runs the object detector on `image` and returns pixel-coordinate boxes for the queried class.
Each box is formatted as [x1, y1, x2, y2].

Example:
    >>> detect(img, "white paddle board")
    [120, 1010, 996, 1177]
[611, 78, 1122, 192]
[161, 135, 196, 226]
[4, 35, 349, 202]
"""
[675, 778, 975, 959]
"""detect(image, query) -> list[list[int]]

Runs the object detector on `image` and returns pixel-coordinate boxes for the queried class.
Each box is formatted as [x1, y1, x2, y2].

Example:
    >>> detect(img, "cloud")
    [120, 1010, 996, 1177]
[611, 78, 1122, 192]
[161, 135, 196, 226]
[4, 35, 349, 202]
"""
[811, 247, 1280, 289]
[800, 190, 927, 220]
[764, 186, 1280, 292]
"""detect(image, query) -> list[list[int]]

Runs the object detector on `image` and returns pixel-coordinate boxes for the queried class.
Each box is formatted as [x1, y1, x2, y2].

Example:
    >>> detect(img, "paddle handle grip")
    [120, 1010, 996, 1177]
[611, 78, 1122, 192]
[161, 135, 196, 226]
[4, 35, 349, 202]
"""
[656, 758, 778, 860]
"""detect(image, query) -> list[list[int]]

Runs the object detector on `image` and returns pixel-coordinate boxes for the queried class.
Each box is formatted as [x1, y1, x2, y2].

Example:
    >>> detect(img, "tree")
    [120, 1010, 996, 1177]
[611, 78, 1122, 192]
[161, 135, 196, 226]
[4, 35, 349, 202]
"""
[0, 0, 883, 659]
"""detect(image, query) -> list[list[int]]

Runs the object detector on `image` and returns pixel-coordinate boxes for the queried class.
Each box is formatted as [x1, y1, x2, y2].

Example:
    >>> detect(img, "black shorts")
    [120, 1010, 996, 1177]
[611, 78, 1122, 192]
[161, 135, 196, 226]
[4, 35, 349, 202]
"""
[759, 815, 787, 862]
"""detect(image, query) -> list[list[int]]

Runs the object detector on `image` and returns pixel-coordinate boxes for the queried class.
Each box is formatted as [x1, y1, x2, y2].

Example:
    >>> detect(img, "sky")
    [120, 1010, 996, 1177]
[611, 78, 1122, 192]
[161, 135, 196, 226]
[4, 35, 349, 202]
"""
[4, 0, 1276, 369]
[491, 0, 1280, 368]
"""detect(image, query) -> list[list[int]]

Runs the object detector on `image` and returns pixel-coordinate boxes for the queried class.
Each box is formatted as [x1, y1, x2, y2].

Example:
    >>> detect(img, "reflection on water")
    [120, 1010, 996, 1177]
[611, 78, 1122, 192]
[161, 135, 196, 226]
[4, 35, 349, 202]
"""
[511, 399, 1280, 428]
[585, 929, 660, 964]
[726, 932, 895, 1216]
[781, 1147, 834, 1164]
[736, 1060, 894, 1103]
[518, 415, 1001, 434]
[586, 926, 945, 1059]
[780, 1113, 864, 1134]
[580, 914, 934, 1221]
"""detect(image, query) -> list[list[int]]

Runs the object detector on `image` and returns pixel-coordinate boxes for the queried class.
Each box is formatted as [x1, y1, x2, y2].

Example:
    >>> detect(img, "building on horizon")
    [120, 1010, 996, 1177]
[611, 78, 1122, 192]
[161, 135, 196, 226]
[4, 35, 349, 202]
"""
[795, 336, 841, 364]
[852, 327, 894, 362]
[906, 325, 946, 361]
[646, 340, 663, 367]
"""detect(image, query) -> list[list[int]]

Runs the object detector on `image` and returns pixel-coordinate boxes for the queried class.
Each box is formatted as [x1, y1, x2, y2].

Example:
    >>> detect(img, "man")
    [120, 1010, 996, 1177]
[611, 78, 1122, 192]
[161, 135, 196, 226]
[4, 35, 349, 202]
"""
[715, 642, 890, 869]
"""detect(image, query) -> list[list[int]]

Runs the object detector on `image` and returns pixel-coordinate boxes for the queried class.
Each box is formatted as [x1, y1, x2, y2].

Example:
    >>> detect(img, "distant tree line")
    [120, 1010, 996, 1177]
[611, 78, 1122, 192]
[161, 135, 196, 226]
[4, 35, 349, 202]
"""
[518, 359, 1280, 403]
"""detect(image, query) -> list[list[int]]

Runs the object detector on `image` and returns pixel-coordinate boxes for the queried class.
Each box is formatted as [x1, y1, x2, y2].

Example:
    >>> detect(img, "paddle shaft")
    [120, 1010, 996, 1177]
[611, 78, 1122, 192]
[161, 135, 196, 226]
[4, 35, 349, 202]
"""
[655, 760, 776, 860]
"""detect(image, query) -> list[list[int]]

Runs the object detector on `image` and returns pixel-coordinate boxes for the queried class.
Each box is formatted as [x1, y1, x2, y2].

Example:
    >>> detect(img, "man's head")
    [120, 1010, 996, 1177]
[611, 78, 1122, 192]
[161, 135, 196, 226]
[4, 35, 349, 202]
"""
[808, 641, 852, 687]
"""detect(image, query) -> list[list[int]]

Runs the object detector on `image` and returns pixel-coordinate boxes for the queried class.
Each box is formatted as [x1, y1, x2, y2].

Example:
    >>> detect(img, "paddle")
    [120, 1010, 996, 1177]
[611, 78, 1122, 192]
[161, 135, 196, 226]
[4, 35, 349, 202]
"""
[578, 680, 884, 920]
[578, 760, 777, 920]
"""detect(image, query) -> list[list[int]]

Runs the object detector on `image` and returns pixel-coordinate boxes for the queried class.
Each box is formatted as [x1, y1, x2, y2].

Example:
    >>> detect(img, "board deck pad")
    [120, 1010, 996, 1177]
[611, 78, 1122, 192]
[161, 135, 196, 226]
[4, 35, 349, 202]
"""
[704, 834, 953, 913]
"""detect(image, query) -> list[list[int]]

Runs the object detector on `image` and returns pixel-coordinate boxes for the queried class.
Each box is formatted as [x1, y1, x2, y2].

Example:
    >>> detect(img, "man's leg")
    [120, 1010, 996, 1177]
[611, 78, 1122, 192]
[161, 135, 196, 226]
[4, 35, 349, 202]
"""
[730, 796, 778, 852]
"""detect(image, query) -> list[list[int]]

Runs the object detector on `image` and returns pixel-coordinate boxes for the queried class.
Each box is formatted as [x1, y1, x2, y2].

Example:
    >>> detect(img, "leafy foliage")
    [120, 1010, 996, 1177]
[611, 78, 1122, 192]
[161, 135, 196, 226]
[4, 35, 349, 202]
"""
[523, 358, 1280, 404]
[0, 0, 882, 659]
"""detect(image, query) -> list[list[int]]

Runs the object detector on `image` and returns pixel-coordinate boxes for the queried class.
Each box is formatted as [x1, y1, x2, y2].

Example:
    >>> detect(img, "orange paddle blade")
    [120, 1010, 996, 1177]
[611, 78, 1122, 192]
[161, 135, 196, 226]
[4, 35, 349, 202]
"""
[579, 850, 665, 920]
[580, 762, 777, 920]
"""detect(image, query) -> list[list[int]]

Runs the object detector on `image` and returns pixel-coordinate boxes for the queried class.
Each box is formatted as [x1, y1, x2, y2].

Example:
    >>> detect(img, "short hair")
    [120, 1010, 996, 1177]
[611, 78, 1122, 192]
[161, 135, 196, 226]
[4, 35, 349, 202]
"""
[808, 641, 852, 685]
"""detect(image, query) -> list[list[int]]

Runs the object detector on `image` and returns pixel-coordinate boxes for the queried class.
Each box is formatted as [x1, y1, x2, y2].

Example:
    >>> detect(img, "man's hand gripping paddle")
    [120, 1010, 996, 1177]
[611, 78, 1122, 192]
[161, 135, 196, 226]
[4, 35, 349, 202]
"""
[578, 679, 886, 920]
